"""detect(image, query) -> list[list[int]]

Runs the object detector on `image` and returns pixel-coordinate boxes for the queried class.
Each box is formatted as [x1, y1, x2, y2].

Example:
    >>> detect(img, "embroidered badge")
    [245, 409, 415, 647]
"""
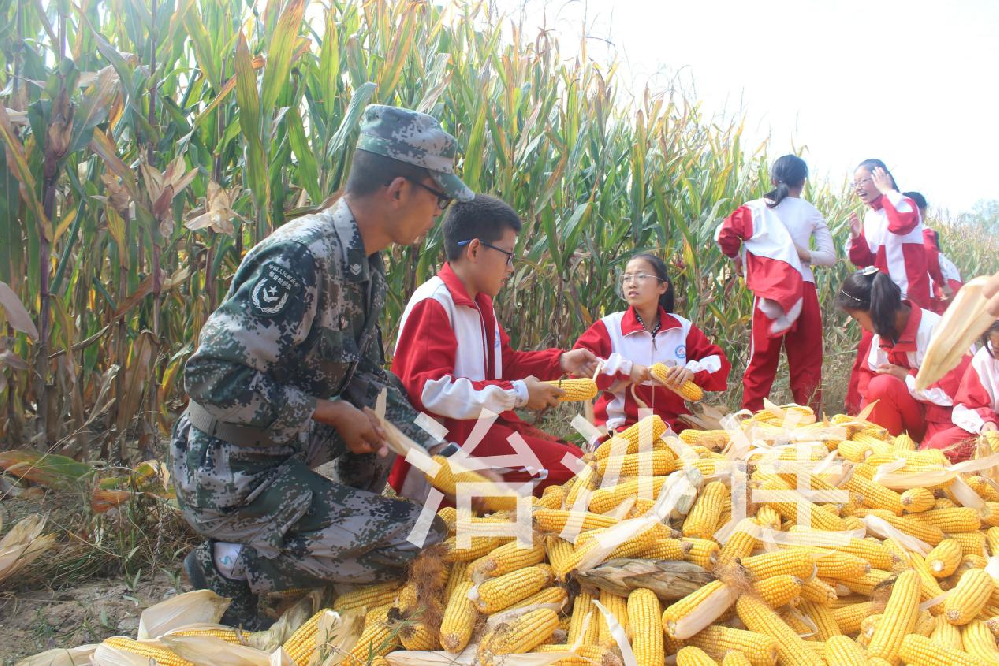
[251, 264, 299, 316]
[675, 344, 687, 360]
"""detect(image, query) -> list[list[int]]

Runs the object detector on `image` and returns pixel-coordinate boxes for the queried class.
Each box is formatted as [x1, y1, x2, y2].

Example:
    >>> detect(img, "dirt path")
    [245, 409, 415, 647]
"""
[0, 573, 181, 665]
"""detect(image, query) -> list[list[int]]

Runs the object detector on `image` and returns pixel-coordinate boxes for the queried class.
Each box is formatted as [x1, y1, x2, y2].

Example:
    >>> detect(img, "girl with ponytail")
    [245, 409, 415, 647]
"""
[717, 154, 835, 413]
[836, 268, 973, 456]
[573, 253, 731, 433]
[844, 159, 929, 414]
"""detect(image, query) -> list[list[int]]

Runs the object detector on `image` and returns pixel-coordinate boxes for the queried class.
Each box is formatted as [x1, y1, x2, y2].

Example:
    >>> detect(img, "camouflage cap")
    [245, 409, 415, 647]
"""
[357, 104, 473, 201]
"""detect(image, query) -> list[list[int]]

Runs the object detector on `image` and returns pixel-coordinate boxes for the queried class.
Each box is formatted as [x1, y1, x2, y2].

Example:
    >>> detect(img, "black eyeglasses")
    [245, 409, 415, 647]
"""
[456, 239, 515, 266]
[389, 178, 452, 211]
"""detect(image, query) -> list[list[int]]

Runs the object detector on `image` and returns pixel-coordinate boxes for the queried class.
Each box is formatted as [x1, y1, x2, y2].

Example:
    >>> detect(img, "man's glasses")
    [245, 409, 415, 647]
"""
[388, 178, 452, 211]
[456, 239, 515, 266]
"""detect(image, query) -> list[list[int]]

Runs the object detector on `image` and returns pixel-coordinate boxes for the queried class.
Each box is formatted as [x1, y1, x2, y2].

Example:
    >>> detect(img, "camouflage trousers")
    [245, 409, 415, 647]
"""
[170, 412, 446, 594]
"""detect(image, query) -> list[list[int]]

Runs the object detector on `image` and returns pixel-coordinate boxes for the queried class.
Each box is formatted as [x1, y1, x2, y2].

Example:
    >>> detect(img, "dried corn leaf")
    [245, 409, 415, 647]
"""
[0, 514, 55, 585]
[916, 276, 994, 390]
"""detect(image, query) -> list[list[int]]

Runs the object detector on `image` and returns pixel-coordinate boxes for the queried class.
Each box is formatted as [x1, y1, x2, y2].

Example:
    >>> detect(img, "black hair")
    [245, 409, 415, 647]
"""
[982, 320, 999, 358]
[835, 269, 905, 344]
[629, 253, 675, 313]
[765, 155, 808, 208]
[345, 149, 432, 197]
[442, 194, 523, 261]
[857, 158, 899, 190]
[903, 191, 928, 211]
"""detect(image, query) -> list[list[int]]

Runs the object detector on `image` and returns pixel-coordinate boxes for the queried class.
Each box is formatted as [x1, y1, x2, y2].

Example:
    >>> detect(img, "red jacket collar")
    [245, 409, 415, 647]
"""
[438, 262, 492, 310]
[621, 306, 681, 336]
[869, 195, 885, 211]
[880, 300, 921, 352]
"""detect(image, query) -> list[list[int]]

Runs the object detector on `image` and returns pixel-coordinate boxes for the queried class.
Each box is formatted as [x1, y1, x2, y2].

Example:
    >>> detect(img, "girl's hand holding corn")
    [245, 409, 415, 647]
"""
[654, 364, 694, 389]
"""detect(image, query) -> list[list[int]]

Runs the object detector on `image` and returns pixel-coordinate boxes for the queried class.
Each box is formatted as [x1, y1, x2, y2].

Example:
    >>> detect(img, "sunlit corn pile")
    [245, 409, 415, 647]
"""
[26, 407, 999, 666]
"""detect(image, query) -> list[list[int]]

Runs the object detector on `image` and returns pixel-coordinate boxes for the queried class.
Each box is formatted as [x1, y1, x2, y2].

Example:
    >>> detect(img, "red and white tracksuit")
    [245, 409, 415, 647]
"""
[856, 302, 971, 456]
[387, 263, 581, 501]
[572, 306, 730, 433]
[928, 344, 999, 462]
[846, 192, 929, 413]
[716, 197, 835, 413]
[924, 228, 964, 314]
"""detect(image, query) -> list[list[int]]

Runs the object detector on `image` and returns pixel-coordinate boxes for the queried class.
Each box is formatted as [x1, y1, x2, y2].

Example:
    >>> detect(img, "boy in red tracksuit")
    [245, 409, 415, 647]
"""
[844, 160, 930, 414]
[388, 194, 598, 501]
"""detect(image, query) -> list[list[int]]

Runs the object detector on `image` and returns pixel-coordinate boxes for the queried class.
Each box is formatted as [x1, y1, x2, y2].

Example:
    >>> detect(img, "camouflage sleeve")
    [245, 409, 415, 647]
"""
[184, 241, 319, 443]
[344, 327, 441, 450]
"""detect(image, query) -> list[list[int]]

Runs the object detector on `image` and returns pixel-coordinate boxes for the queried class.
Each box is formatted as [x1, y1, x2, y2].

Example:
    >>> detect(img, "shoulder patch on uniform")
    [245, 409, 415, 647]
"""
[251, 263, 300, 317]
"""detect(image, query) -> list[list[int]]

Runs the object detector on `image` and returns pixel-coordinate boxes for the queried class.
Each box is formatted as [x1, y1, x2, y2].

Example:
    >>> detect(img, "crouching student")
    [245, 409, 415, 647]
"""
[388, 194, 598, 500]
[924, 320, 999, 462]
[835, 268, 971, 453]
[572, 253, 730, 434]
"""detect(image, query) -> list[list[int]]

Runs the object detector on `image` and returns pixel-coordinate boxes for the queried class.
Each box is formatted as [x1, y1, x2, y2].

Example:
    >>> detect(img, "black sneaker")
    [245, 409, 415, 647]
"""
[182, 541, 273, 631]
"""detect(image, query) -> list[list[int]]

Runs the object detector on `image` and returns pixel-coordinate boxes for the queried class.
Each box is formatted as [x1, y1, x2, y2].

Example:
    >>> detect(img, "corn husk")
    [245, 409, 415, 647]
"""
[0, 514, 56, 585]
[137, 590, 230, 640]
[916, 276, 994, 390]
[161, 636, 272, 665]
[13, 645, 97, 666]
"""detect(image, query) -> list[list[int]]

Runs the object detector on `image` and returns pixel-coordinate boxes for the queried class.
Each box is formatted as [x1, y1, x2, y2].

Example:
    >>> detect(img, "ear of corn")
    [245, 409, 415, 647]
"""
[543, 378, 599, 402]
[944, 569, 995, 625]
[629, 588, 665, 666]
[961, 620, 999, 663]
[568, 590, 600, 646]
[926, 539, 964, 578]
[593, 416, 668, 460]
[683, 482, 729, 540]
[687, 625, 778, 666]
[282, 611, 324, 666]
[597, 590, 629, 646]
[439, 581, 478, 653]
[472, 539, 547, 579]
[901, 487, 938, 513]
[476, 564, 554, 613]
[751, 574, 803, 609]
[663, 580, 735, 639]
[866, 570, 921, 663]
[899, 633, 987, 666]
[735, 595, 825, 666]
[650, 363, 704, 401]
[479, 607, 560, 659]
[102, 638, 193, 666]
[676, 646, 719, 665]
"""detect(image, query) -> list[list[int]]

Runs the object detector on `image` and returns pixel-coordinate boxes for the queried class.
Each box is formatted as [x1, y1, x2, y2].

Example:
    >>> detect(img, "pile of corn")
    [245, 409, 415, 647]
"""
[33, 405, 999, 666]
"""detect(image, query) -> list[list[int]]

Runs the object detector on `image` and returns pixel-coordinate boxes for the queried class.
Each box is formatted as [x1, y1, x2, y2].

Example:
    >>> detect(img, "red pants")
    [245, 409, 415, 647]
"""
[922, 425, 977, 463]
[846, 329, 874, 415]
[863, 374, 954, 446]
[742, 282, 823, 414]
[387, 418, 582, 500]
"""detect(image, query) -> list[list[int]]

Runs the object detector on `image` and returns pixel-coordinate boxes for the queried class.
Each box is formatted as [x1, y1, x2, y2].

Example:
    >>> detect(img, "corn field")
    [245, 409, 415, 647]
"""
[0, 0, 996, 460]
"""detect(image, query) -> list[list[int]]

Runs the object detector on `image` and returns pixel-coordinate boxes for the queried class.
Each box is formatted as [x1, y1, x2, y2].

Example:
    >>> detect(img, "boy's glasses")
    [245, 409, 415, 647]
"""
[456, 239, 515, 266]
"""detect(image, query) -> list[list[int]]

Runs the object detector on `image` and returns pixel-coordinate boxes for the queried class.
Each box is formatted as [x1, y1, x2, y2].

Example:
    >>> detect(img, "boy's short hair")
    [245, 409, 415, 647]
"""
[345, 149, 433, 197]
[443, 194, 522, 261]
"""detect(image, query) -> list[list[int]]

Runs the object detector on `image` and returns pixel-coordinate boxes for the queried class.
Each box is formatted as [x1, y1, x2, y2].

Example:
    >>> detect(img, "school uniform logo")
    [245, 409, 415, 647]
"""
[675, 345, 687, 360]
[251, 264, 299, 316]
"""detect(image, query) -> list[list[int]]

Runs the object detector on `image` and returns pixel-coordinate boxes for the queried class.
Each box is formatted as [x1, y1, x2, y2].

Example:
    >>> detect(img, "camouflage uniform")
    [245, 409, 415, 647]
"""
[170, 105, 473, 595]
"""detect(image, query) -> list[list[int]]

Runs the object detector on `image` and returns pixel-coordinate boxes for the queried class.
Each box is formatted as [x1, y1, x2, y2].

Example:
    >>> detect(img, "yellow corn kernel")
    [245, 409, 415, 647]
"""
[476, 564, 554, 613]
[639, 538, 691, 561]
[930, 615, 964, 650]
[444, 535, 510, 562]
[840, 568, 892, 596]
[479, 608, 560, 660]
[597, 590, 629, 646]
[333, 581, 403, 613]
[629, 588, 665, 666]
[588, 477, 670, 514]
[683, 482, 730, 540]
[650, 363, 704, 402]
[857, 509, 946, 545]
[752, 574, 803, 609]
[798, 599, 842, 640]
[920, 507, 982, 533]
[102, 638, 192, 666]
[926, 539, 963, 578]
[472, 539, 546, 579]
[283, 611, 322, 666]
[508, 585, 569, 611]
[720, 653, 752, 666]
[951, 531, 989, 558]
[534, 508, 619, 535]
[823, 635, 870, 665]
[908, 552, 948, 615]
[429, 456, 516, 512]
[756, 480, 848, 532]
[399, 621, 436, 651]
[443, 561, 471, 603]
[844, 473, 905, 515]
[866, 570, 920, 663]
[676, 647, 719, 665]
[739, 549, 815, 581]
[899, 634, 986, 666]
[345, 607, 399, 665]
[688, 625, 777, 666]
[944, 569, 994, 625]
[595, 450, 678, 478]
[532, 644, 619, 665]
[568, 590, 600, 646]
[967, 476, 999, 502]
[679, 429, 731, 449]
[901, 487, 938, 513]
[735, 596, 823, 666]
[830, 602, 876, 636]
[756, 506, 783, 530]
[543, 378, 598, 402]
[682, 538, 721, 569]
[799, 576, 838, 605]
[593, 416, 668, 460]
[440, 581, 478, 653]
[536, 484, 566, 510]
[804, 548, 870, 581]
[962, 620, 999, 663]
[718, 519, 760, 566]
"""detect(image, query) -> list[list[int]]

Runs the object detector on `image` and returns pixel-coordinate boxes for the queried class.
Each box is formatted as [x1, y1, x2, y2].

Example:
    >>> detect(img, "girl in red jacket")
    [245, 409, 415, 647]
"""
[844, 159, 930, 413]
[836, 268, 970, 455]
[923, 321, 999, 461]
[573, 253, 731, 434]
